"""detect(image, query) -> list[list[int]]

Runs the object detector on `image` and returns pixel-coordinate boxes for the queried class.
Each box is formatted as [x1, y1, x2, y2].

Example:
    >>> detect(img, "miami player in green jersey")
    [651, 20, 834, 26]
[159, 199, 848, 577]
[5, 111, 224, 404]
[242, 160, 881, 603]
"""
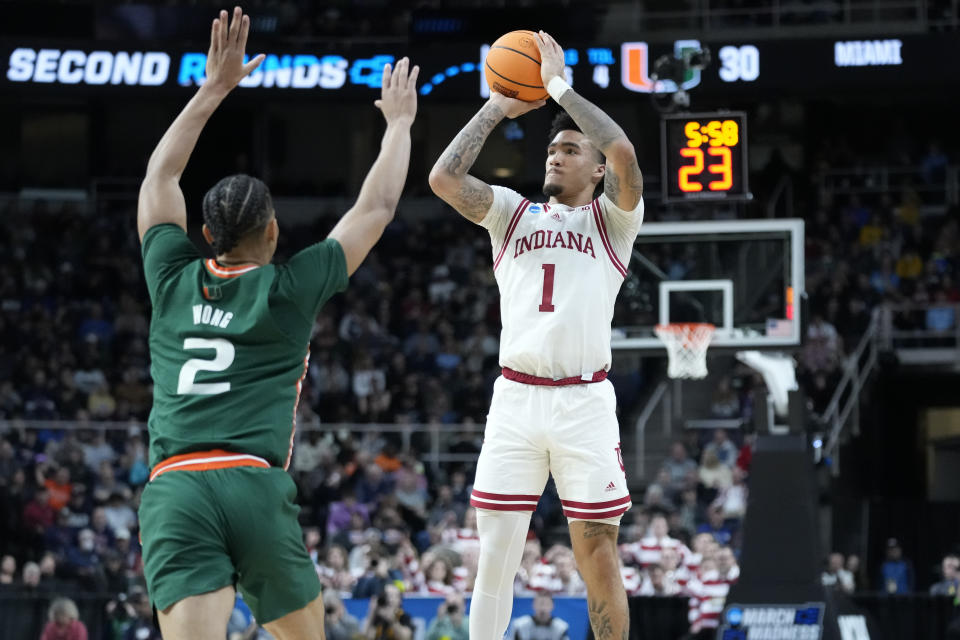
[136, 7, 419, 640]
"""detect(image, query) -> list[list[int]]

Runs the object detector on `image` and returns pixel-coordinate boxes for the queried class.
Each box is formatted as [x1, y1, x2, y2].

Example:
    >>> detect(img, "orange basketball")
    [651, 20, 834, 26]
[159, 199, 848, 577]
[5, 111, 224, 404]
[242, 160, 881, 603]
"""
[485, 30, 548, 102]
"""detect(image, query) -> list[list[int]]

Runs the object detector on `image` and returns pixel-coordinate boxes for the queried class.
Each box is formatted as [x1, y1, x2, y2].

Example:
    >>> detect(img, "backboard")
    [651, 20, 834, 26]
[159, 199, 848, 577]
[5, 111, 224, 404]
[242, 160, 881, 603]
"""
[612, 218, 805, 350]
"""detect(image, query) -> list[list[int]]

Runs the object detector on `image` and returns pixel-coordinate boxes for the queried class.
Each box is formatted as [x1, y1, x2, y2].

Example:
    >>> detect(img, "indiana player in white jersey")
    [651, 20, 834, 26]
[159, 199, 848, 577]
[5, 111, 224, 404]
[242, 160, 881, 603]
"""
[429, 31, 642, 640]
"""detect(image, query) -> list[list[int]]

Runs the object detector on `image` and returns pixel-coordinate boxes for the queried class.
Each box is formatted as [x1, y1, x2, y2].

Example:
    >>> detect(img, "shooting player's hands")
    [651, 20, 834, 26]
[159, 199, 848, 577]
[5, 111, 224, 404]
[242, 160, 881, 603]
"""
[535, 30, 566, 87]
[205, 7, 265, 94]
[487, 91, 546, 119]
[375, 57, 419, 127]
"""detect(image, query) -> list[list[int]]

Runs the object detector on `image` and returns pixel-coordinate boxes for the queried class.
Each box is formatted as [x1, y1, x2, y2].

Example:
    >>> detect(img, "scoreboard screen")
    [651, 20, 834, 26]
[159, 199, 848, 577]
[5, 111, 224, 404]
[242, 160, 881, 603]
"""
[661, 111, 749, 203]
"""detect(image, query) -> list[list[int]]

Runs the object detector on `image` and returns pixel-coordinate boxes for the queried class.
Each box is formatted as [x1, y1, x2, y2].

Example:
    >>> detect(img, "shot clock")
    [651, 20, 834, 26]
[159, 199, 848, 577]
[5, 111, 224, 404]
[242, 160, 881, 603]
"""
[661, 111, 749, 202]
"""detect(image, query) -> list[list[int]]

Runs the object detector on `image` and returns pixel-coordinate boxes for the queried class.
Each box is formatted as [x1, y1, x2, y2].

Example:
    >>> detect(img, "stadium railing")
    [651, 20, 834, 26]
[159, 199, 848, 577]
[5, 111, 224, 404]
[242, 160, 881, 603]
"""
[815, 164, 960, 208]
[613, 0, 955, 37]
[0, 420, 484, 473]
[823, 313, 880, 474]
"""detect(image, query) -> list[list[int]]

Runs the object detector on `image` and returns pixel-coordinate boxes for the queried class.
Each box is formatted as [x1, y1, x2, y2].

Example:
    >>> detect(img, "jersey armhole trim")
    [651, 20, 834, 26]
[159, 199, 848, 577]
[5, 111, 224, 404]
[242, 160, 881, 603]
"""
[493, 198, 531, 270]
[591, 199, 628, 278]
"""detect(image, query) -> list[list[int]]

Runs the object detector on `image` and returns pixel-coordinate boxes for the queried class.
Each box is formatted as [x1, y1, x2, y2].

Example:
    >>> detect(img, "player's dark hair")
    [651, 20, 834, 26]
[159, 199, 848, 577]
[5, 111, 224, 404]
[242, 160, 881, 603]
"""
[202, 174, 274, 255]
[547, 111, 605, 164]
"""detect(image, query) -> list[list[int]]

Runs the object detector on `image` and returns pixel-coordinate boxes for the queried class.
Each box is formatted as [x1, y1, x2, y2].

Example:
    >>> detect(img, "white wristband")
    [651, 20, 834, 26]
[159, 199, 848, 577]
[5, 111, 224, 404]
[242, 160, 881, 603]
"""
[546, 76, 571, 102]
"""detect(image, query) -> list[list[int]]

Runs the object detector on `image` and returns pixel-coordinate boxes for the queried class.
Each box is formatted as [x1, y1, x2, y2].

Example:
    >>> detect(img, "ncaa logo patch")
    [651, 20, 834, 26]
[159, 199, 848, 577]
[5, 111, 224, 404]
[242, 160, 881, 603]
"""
[527, 204, 542, 214]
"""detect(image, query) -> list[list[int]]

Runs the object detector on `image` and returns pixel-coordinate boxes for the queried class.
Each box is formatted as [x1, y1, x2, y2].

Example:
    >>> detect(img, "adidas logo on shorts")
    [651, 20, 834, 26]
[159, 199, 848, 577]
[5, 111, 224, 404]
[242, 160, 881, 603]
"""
[604, 481, 617, 492]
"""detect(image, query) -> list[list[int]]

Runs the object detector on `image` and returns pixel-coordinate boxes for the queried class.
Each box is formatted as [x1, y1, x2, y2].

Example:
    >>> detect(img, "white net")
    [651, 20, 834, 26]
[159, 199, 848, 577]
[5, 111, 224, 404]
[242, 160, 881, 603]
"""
[655, 323, 716, 379]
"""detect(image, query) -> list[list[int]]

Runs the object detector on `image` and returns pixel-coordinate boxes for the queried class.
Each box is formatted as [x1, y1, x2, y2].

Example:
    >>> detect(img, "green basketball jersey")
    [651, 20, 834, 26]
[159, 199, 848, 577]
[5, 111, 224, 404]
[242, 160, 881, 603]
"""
[141, 224, 348, 469]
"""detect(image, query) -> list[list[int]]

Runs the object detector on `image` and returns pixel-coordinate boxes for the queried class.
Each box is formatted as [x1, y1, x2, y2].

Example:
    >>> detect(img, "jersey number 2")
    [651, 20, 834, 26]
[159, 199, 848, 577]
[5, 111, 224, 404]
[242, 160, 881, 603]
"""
[539, 264, 556, 313]
[177, 338, 235, 395]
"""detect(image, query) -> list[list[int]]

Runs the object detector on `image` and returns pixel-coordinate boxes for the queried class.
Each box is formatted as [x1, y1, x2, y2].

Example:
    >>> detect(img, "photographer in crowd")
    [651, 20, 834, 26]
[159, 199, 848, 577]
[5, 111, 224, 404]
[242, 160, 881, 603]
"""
[426, 592, 469, 640]
[363, 584, 413, 640]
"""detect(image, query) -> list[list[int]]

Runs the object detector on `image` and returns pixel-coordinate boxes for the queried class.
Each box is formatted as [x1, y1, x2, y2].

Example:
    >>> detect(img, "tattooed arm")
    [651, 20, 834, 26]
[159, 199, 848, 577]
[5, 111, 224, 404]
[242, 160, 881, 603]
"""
[536, 31, 643, 212]
[428, 93, 544, 223]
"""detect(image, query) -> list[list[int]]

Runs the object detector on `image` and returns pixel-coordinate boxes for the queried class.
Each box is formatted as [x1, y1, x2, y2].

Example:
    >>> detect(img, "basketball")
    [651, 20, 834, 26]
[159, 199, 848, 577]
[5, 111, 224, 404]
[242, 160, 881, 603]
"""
[484, 30, 548, 102]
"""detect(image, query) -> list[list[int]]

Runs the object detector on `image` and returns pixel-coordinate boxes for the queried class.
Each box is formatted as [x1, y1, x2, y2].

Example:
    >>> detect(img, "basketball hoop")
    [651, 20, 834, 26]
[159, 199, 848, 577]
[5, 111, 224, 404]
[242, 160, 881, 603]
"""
[655, 323, 715, 379]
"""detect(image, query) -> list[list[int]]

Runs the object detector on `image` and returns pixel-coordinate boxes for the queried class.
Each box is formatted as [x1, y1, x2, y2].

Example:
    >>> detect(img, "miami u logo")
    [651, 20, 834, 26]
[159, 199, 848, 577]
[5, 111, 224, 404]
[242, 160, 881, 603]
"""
[621, 42, 654, 92]
[621, 40, 704, 94]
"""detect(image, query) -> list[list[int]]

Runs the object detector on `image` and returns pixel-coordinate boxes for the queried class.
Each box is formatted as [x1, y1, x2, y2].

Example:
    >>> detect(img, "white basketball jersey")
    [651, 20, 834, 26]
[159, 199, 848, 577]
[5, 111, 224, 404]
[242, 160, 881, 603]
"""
[479, 186, 644, 379]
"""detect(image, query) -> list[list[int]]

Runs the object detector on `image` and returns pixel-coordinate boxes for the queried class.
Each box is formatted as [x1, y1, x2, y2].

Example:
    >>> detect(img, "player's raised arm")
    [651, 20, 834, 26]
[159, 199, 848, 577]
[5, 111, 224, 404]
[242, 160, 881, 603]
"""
[535, 31, 643, 212]
[137, 7, 264, 242]
[328, 57, 418, 276]
[428, 93, 545, 223]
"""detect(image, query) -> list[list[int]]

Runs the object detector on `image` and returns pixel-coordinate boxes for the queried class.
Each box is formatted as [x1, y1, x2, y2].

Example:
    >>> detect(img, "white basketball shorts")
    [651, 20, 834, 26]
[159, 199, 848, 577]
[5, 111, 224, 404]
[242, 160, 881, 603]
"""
[470, 375, 632, 522]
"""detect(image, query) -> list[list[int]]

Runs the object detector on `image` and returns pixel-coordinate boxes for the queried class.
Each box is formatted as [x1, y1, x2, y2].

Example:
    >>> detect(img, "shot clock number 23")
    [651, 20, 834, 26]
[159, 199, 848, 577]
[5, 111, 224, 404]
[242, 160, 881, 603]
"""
[660, 112, 750, 202]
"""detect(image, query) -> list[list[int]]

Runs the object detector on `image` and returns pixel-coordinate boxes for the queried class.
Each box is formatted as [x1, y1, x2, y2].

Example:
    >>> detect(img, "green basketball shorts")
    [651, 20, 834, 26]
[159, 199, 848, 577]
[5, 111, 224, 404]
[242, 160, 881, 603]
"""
[139, 455, 320, 624]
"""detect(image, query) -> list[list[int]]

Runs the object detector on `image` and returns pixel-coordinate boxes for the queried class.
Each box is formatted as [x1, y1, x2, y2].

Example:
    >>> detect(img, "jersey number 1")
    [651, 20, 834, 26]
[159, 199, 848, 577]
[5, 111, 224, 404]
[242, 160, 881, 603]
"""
[177, 338, 235, 395]
[539, 264, 555, 313]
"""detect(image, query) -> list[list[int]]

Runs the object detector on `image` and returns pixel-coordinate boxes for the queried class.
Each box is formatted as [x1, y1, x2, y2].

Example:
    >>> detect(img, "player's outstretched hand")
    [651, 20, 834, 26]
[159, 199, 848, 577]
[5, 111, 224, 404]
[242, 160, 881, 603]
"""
[375, 57, 419, 127]
[205, 7, 265, 93]
[535, 30, 565, 87]
[488, 92, 546, 119]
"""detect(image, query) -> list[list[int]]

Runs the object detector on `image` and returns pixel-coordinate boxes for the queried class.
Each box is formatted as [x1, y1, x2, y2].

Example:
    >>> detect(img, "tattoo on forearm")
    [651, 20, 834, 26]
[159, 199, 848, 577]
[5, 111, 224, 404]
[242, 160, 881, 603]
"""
[435, 102, 502, 221]
[439, 102, 503, 177]
[582, 522, 618, 540]
[589, 599, 615, 640]
[453, 178, 493, 222]
[604, 161, 643, 204]
[560, 92, 643, 205]
[558, 92, 626, 152]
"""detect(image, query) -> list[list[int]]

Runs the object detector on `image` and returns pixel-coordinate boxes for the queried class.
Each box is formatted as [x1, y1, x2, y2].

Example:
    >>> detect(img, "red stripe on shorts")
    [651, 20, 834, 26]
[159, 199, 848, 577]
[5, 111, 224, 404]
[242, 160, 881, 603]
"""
[471, 489, 541, 502]
[562, 504, 631, 520]
[560, 495, 632, 510]
[470, 498, 538, 512]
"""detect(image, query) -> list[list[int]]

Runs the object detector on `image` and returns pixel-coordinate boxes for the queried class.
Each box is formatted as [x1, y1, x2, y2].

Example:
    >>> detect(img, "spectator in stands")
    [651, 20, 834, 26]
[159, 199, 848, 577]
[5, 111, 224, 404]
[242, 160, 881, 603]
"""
[629, 514, 683, 569]
[703, 429, 738, 467]
[697, 450, 732, 501]
[880, 538, 914, 594]
[0, 554, 15, 585]
[20, 561, 42, 591]
[685, 556, 725, 638]
[420, 558, 456, 595]
[509, 591, 570, 640]
[870, 254, 900, 295]
[803, 314, 843, 373]
[22, 486, 55, 537]
[363, 583, 413, 640]
[317, 545, 356, 595]
[638, 563, 679, 596]
[120, 586, 161, 640]
[102, 491, 136, 536]
[822, 552, 855, 594]
[676, 488, 701, 535]
[662, 442, 698, 496]
[353, 553, 395, 599]
[711, 466, 749, 522]
[40, 597, 88, 640]
[661, 546, 691, 593]
[696, 507, 734, 547]
[926, 289, 956, 332]
[81, 431, 116, 473]
[716, 546, 740, 584]
[323, 591, 361, 640]
[65, 527, 104, 590]
[327, 488, 371, 539]
[846, 554, 864, 592]
[92, 460, 130, 504]
[710, 378, 741, 419]
[426, 592, 469, 640]
[930, 554, 960, 597]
